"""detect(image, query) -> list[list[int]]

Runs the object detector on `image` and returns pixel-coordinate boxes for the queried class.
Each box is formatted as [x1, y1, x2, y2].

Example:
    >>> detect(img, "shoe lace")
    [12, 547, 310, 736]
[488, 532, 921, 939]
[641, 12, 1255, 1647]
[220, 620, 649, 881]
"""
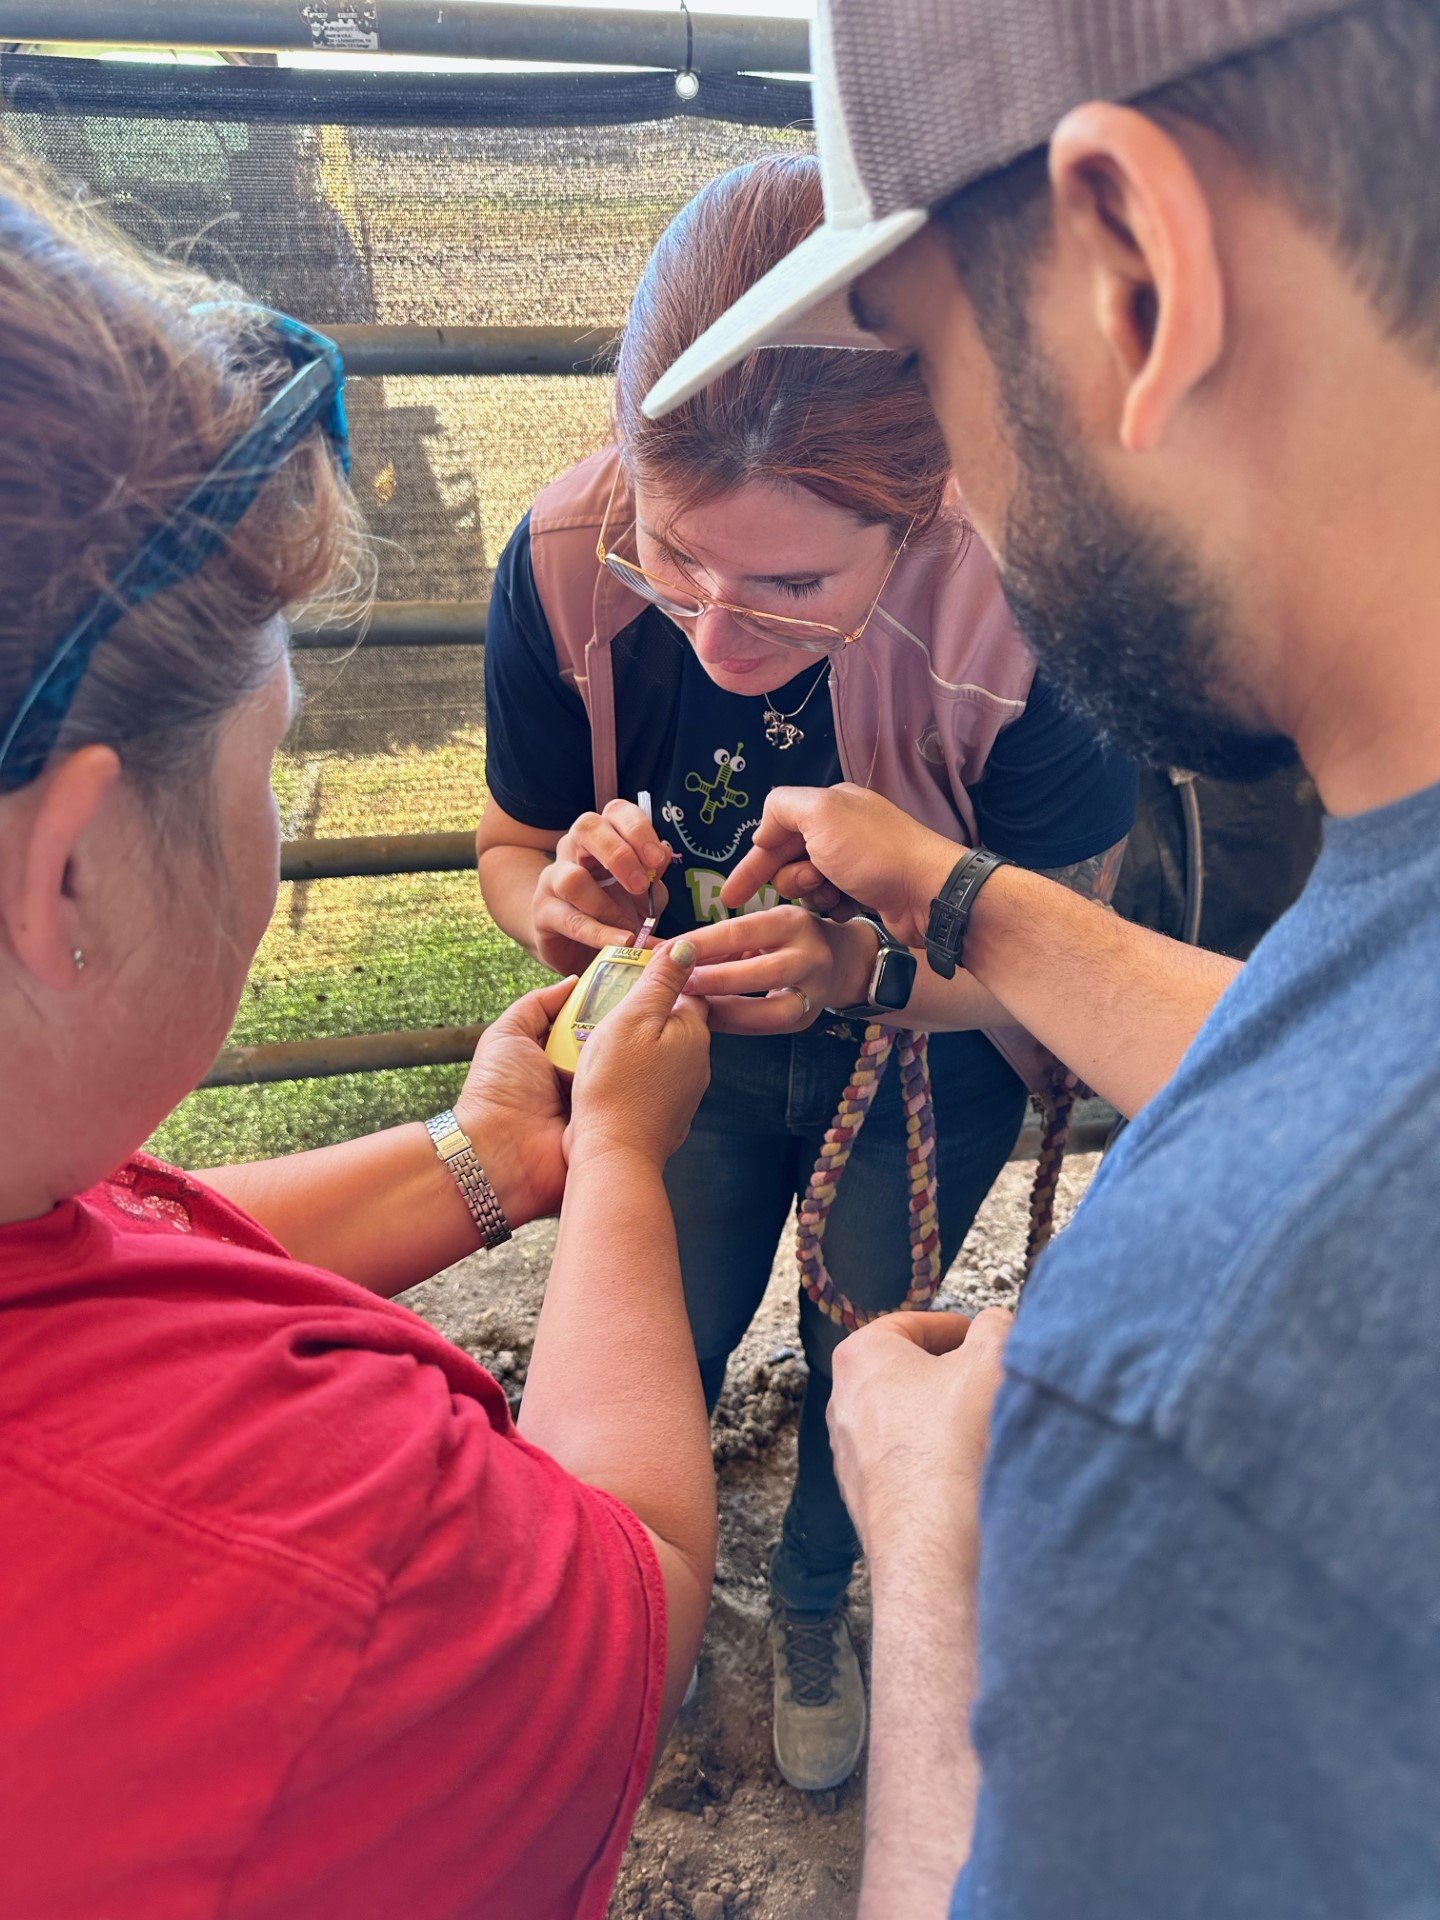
[781, 1612, 840, 1708]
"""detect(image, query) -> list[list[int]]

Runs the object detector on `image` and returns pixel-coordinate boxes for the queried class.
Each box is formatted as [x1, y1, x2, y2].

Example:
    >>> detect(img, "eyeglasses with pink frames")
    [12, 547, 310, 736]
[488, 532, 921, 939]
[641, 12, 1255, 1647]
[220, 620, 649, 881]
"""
[596, 465, 913, 656]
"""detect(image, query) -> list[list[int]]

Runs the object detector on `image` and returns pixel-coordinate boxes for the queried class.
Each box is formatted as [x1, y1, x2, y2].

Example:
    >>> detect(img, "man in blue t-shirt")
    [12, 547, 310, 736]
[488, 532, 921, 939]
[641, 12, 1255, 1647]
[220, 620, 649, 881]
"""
[655, 0, 1440, 1913]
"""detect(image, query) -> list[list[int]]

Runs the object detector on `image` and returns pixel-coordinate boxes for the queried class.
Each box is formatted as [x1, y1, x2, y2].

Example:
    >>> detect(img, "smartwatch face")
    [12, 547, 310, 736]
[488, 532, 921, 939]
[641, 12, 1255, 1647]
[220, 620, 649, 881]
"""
[874, 947, 918, 1012]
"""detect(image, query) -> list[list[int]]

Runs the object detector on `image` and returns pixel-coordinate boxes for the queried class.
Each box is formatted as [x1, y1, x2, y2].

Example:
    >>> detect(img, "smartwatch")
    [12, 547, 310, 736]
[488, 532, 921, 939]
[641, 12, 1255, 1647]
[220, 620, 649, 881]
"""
[826, 914, 918, 1019]
[924, 849, 1010, 979]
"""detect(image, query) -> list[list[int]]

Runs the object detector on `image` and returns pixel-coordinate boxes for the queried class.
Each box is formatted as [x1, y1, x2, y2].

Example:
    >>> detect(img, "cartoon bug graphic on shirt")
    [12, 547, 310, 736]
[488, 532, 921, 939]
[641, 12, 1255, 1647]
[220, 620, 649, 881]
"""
[685, 744, 749, 826]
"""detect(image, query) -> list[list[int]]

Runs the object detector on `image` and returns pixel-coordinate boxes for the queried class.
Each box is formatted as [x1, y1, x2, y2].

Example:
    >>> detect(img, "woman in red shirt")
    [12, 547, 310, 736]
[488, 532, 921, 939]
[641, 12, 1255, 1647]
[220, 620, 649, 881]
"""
[0, 164, 714, 1917]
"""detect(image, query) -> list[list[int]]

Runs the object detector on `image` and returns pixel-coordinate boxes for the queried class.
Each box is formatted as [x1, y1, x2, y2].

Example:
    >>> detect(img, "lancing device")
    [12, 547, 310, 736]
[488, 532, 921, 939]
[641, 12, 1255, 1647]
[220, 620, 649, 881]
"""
[544, 791, 659, 1073]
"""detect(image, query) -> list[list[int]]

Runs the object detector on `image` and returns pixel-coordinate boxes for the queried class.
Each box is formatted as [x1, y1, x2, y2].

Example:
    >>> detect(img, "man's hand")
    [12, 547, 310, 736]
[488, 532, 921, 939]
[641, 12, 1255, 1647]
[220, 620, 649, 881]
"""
[828, 1307, 1013, 1566]
[834, 1307, 1012, 1919]
[721, 784, 962, 948]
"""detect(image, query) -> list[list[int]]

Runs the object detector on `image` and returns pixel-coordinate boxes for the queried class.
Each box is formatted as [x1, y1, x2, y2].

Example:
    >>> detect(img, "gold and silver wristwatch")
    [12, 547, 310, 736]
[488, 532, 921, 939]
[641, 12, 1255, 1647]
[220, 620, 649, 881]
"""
[425, 1109, 512, 1250]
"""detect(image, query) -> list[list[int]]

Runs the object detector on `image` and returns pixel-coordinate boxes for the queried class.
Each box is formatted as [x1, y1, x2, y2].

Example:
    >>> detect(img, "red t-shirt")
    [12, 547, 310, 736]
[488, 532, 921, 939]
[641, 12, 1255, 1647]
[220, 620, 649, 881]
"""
[0, 1154, 665, 1919]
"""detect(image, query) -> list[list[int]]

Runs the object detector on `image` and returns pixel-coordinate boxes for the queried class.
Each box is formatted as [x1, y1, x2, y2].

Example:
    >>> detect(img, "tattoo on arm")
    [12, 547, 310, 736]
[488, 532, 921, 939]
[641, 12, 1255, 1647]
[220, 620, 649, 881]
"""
[1038, 835, 1129, 905]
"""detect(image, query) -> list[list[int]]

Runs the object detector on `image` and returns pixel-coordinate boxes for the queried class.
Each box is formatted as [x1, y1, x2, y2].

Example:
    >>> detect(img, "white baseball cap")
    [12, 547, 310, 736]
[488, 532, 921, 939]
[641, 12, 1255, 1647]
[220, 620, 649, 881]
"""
[643, 0, 1361, 419]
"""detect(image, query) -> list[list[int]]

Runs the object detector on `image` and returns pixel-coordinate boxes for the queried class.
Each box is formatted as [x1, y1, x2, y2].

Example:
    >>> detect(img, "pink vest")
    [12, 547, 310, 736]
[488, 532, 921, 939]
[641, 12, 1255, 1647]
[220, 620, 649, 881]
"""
[528, 446, 1050, 1092]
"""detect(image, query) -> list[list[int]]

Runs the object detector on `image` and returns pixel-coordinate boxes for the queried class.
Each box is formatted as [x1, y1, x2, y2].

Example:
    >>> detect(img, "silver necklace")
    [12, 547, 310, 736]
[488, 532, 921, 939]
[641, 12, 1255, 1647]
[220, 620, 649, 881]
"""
[762, 662, 831, 750]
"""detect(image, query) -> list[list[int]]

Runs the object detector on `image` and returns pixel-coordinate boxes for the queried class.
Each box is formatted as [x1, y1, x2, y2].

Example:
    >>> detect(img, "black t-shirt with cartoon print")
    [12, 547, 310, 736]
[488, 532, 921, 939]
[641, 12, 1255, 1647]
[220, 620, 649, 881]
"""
[643, 646, 837, 937]
[484, 513, 1137, 939]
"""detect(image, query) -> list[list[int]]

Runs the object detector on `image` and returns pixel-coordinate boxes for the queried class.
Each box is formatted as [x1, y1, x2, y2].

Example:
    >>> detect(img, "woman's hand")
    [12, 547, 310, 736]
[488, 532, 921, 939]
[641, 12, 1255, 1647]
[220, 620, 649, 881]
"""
[454, 978, 575, 1227]
[532, 799, 673, 976]
[682, 907, 883, 1034]
[569, 940, 711, 1166]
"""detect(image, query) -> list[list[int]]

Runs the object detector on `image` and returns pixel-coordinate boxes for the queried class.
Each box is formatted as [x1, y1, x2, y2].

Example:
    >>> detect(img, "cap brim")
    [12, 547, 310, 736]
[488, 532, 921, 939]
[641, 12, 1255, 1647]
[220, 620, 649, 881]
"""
[641, 206, 927, 419]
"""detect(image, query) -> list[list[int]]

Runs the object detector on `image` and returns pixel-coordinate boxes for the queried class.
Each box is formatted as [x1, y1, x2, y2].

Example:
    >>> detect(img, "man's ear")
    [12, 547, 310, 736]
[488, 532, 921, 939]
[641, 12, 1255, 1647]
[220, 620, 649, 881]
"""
[0, 746, 123, 992]
[1048, 102, 1224, 453]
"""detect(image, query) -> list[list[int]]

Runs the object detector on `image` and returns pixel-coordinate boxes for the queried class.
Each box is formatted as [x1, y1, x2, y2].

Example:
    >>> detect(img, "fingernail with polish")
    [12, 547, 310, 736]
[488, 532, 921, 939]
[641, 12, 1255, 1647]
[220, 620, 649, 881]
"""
[672, 939, 696, 968]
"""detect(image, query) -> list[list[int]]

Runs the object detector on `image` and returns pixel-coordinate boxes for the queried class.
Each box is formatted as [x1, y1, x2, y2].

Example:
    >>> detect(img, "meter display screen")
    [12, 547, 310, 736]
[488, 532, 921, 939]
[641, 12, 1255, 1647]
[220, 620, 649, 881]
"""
[573, 952, 648, 1032]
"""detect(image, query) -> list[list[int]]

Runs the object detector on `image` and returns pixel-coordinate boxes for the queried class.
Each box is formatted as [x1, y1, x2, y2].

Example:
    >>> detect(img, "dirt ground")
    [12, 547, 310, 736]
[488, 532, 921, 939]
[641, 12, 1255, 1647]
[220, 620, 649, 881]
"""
[400, 1152, 1100, 1920]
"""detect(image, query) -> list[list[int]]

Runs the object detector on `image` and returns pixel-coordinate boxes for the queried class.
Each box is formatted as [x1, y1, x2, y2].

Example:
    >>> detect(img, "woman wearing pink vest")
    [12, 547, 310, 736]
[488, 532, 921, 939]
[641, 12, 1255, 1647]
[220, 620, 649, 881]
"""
[477, 157, 1135, 1792]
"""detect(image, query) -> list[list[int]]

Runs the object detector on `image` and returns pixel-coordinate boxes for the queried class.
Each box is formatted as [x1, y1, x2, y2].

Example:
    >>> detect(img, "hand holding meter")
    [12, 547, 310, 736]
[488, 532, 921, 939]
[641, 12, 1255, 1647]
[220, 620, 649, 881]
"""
[565, 937, 712, 1167]
[545, 791, 662, 1073]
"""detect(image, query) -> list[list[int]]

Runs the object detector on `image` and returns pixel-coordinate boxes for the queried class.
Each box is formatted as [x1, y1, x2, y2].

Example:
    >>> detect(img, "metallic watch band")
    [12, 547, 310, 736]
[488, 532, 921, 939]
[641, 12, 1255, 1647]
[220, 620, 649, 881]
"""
[425, 1109, 512, 1251]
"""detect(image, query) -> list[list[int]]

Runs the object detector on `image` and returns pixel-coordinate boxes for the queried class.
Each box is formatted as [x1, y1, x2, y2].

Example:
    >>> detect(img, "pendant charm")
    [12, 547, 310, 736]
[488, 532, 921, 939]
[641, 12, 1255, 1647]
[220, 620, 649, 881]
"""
[764, 709, 803, 750]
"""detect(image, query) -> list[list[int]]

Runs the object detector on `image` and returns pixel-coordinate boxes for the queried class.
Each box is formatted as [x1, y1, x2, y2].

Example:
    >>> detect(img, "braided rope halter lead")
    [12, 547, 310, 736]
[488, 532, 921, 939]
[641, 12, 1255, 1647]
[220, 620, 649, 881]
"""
[796, 1024, 941, 1330]
[1024, 1063, 1082, 1271]
[794, 1034, 1082, 1329]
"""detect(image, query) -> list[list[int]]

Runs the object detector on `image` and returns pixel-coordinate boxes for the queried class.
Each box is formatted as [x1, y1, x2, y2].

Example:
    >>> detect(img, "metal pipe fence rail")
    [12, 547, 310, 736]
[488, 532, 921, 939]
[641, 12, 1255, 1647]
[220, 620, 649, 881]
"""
[326, 325, 619, 379]
[204, 1023, 487, 1087]
[279, 830, 477, 881]
[293, 602, 487, 648]
[0, 2, 811, 74]
[293, 325, 613, 649]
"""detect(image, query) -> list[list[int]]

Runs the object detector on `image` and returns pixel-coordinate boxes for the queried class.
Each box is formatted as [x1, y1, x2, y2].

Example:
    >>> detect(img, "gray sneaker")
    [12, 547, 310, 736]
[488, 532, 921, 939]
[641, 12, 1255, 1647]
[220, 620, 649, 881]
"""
[768, 1600, 867, 1791]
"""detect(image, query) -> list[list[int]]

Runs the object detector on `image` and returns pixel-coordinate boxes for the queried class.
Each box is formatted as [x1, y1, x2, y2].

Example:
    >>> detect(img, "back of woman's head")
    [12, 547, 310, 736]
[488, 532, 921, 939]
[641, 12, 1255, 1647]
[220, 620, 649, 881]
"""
[0, 152, 365, 823]
[615, 155, 952, 538]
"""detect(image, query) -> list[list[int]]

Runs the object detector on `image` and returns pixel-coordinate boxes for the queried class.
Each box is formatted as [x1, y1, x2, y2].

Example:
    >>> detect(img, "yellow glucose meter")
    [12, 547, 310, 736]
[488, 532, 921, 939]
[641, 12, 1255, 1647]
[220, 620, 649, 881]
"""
[544, 789, 661, 1074]
[544, 940, 653, 1073]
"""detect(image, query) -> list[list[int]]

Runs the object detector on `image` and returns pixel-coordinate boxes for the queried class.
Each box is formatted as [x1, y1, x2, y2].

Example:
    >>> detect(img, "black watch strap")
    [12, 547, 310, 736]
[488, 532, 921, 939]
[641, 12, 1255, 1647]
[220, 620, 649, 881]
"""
[924, 849, 1010, 979]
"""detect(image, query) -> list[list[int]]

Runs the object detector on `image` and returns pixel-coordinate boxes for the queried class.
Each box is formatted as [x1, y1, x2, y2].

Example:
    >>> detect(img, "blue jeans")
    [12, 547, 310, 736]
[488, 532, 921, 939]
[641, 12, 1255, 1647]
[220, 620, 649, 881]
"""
[664, 1021, 1027, 1613]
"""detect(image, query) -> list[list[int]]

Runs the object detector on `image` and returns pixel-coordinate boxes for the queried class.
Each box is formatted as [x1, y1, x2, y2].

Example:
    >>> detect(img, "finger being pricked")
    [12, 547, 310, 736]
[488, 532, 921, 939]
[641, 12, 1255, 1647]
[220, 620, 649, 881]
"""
[688, 949, 806, 1000]
[681, 906, 821, 1001]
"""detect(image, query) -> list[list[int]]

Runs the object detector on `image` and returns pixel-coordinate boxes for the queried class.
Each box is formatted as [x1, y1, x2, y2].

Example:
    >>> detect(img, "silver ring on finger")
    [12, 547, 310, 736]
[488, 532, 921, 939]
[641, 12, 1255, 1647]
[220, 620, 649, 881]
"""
[786, 986, 812, 1025]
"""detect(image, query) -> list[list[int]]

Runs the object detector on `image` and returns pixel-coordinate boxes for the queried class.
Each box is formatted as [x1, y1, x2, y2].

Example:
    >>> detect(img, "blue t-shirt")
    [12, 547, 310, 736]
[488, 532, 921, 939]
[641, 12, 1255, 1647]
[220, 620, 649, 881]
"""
[484, 513, 1136, 936]
[953, 779, 1440, 1919]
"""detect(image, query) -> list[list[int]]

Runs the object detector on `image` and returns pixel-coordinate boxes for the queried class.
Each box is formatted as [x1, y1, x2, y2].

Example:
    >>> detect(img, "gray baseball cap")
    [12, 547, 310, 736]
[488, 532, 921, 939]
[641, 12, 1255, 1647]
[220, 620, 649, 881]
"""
[643, 0, 1359, 418]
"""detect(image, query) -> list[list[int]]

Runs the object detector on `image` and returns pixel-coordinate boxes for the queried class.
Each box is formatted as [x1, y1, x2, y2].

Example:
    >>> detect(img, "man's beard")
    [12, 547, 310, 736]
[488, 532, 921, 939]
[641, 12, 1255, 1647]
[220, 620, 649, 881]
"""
[990, 342, 1296, 781]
